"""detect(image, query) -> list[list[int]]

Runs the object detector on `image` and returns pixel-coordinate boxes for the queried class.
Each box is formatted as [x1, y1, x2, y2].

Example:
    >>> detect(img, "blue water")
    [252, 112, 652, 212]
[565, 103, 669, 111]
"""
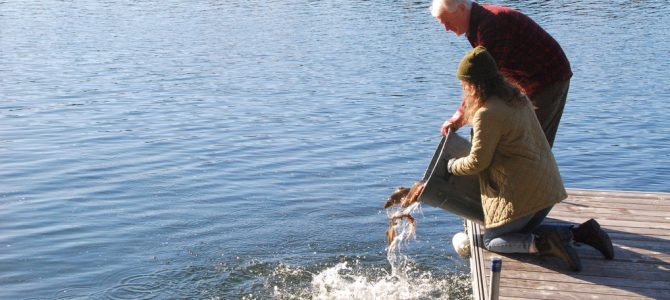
[1, 0, 669, 299]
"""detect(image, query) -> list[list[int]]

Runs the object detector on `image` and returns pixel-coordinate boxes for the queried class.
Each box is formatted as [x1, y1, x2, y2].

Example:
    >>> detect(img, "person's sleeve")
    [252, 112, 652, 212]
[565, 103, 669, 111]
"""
[450, 108, 502, 175]
[448, 98, 466, 127]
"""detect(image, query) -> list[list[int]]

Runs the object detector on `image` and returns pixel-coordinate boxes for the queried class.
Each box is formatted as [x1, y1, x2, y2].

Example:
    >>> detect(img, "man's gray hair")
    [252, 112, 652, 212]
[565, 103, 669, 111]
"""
[430, 0, 473, 17]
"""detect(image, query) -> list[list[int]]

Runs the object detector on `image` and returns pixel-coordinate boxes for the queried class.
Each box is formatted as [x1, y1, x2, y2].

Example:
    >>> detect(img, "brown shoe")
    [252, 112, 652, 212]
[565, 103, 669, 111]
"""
[536, 229, 582, 272]
[572, 219, 614, 259]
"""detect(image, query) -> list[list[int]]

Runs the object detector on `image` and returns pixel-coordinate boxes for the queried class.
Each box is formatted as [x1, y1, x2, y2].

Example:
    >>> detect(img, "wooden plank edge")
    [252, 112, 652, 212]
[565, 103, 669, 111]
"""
[467, 219, 488, 300]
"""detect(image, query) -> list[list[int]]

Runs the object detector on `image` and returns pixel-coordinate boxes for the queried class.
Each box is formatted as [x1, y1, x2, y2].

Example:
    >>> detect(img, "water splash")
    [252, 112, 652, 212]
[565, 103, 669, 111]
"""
[270, 260, 469, 300]
[313, 262, 429, 299]
[385, 202, 422, 257]
[268, 202, 471, 299]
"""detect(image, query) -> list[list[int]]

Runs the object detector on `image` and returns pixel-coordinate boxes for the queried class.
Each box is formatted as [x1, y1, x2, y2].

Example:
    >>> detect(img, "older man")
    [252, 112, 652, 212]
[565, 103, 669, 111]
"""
[432, 0, 571, 148]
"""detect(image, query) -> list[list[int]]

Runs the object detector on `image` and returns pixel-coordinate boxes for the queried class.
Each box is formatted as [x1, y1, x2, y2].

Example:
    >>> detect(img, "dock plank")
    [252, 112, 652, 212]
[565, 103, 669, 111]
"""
[468, 188, 670, 300]
[498, 278, 668, 298]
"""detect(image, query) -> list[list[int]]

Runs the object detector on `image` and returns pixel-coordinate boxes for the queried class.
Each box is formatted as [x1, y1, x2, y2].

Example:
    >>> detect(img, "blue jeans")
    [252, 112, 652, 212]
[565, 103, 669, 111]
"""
[483, 206, 569, 254]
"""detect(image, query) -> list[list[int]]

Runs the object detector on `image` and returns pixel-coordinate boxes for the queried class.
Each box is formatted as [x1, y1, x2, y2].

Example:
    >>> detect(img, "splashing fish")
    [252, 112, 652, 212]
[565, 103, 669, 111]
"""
[384, 180, 425, 248]
[383, 180, 425, 209]
[386, 212, 416, 245]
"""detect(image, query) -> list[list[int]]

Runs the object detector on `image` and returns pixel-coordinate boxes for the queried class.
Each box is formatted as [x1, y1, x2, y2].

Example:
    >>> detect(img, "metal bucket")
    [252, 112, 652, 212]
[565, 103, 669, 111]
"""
[418, 131, 485, 224]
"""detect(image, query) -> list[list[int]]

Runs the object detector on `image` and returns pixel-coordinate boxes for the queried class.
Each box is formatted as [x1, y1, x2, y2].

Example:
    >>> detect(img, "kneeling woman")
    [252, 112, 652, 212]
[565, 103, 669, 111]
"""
[445, 47, 611, 271]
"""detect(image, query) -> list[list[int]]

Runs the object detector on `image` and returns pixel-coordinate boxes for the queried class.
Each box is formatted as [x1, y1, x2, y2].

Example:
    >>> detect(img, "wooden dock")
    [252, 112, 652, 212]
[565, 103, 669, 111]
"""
[467, 188, 670, 300]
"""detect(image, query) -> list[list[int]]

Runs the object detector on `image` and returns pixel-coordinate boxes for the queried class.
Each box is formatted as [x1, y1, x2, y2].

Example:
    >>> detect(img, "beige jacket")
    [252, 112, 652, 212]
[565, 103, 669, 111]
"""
[450, 96, 567, 228]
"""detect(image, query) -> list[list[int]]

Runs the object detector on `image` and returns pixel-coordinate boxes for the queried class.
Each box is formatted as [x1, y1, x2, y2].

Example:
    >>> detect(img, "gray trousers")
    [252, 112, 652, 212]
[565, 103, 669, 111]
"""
[483, 206, 573, 253]
[529, 80, 570, 148]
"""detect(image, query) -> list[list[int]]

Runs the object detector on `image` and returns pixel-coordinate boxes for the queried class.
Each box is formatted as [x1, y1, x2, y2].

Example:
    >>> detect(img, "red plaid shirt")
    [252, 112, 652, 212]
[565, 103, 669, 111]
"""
[467, 3, 571, 95]
[449, 3, 572, 127]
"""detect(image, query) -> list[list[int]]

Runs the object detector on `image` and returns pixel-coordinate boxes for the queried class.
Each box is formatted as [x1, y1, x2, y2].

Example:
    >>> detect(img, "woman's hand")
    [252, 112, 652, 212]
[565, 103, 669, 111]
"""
[441, 120, 456, 136]
[447, 158, 457, 174]
[441, 109, 464, 136]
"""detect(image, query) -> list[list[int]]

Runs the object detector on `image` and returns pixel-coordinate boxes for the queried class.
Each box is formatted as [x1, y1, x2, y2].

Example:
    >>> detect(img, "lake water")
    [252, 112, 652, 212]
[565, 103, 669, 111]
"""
[1, 0, 669, 299]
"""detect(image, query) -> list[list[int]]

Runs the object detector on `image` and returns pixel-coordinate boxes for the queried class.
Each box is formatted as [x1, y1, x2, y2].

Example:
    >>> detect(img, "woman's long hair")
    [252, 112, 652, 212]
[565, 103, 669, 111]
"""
[462, 74, 528, 123]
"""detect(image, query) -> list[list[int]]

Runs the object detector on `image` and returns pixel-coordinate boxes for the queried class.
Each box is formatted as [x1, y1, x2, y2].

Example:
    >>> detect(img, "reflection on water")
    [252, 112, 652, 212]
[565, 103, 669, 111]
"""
[1, 0, 669, 298]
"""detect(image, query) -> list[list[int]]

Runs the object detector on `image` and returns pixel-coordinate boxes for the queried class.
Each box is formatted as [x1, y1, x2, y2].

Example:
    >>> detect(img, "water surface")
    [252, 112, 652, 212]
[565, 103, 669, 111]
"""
[1, 0, 669, 299]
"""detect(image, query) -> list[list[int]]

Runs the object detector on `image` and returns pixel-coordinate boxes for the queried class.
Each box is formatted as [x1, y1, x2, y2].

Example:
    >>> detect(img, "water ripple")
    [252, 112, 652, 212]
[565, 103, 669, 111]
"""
[2, 0, 669, 299]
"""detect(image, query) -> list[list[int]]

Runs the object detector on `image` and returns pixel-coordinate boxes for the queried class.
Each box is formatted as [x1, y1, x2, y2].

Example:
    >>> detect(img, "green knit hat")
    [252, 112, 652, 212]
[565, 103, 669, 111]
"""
[456, 46, 499, 83]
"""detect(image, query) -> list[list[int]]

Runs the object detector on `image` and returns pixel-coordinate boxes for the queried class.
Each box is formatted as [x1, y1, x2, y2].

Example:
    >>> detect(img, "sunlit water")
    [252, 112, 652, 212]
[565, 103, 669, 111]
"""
[1, 0, 669, 299]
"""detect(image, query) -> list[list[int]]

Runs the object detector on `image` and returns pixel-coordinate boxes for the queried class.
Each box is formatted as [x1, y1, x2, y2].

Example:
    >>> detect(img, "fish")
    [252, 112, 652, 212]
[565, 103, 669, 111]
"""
[383, 186, 410, 209]
[386, 220, 396, 245]
[384, 180, 425, 248]
[385, 212, 417, 245]
[401, 180, 425, 208]
[383, 180, 425, 209]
